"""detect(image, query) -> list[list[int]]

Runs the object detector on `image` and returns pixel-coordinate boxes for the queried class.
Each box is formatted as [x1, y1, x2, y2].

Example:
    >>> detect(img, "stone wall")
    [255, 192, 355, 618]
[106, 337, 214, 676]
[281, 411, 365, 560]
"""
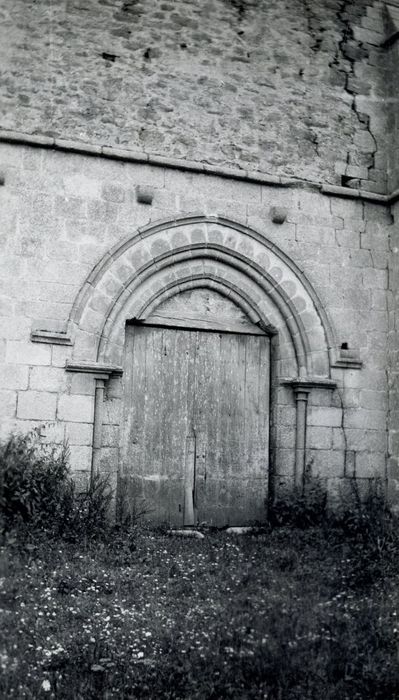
[0, 0, 391, 193]
[388, 199, 399, 506]
[384, 4, 399, 191]
[0, 140, 392, 499]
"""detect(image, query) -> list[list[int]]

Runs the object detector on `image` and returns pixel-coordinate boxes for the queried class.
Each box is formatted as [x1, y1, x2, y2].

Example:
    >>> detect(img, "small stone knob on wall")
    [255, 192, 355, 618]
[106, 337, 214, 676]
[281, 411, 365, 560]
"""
[270, 206, 287, 224]
[136, 185, 154, 204]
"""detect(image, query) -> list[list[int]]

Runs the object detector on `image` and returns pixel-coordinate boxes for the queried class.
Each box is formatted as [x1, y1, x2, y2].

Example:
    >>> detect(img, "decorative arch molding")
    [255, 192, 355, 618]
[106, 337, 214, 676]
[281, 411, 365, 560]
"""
[68, 214, 337, 380]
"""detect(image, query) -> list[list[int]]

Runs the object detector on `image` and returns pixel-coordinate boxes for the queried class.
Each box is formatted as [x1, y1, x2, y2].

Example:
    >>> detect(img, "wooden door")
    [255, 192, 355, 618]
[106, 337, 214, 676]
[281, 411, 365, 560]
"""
[121, 325, 270, 527]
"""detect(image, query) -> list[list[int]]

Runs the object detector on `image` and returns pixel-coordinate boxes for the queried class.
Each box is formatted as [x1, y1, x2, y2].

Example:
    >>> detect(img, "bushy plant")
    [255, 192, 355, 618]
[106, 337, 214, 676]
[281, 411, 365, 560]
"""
[0, 430, 113, 544]
[0, 430, 70, 536]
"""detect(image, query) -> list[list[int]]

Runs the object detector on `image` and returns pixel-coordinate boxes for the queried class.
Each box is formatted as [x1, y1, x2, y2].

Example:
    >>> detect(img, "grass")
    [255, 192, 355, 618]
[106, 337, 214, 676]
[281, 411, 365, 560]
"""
[1, 434, 398, 698]
[1, 525, 399, 699]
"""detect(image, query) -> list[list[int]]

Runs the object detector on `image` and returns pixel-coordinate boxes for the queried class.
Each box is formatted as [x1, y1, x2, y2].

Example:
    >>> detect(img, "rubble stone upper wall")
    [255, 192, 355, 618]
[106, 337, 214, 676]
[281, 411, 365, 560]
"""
[0, 0, 390, 192]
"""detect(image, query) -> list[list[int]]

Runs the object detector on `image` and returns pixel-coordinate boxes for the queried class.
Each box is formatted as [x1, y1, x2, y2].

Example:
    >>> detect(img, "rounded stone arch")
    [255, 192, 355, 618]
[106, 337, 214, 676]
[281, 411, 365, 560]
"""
[68, 214, 337, 380]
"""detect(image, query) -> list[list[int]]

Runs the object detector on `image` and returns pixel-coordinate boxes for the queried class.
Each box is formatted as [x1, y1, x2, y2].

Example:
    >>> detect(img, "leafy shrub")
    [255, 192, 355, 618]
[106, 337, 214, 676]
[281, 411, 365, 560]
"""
[0, 430, 70, 535]
[0, 430, 113, 544]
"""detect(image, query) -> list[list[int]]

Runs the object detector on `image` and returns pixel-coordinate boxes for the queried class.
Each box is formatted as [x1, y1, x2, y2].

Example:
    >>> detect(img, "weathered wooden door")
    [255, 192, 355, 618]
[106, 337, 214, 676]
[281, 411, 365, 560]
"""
[121, 325, 270, 527]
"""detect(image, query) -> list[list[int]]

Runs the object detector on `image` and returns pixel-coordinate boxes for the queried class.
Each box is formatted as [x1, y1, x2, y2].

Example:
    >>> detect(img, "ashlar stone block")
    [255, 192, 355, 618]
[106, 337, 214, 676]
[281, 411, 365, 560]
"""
[29, 366, 67, 392]
[57, 394, 94, 423]
[17, 391, 57, 421]
[69, 445, 92, 472]
[307, 407, 342, 428]
[66, 422, 93, 446]
[308, 449, 345, 478]
[6, 340, 51, 366]
[307, 426, 333, 450]
[0, 364, 29, 390]
[0, 390, 17, 420]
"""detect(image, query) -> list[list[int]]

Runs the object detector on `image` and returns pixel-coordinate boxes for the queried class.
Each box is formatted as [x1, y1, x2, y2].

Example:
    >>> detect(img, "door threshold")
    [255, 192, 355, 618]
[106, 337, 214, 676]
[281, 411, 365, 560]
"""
[168, 525, 269, 538]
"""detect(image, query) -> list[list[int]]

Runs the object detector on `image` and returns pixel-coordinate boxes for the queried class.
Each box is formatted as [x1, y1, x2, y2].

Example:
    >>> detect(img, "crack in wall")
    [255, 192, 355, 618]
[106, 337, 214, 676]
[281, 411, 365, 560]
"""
[309, 130, 320, 158]
[225, 0, 249, 21]
[329, 0, 377, 187]
[302, 0, 325, 52]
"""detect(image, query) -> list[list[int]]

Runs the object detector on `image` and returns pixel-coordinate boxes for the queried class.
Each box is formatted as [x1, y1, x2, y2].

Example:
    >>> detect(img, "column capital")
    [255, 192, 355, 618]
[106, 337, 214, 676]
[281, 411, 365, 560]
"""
[294, 387, 311, 402]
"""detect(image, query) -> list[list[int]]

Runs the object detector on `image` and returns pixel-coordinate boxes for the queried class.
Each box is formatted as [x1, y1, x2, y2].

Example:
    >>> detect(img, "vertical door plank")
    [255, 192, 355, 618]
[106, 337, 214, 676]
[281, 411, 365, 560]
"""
[184, 435, 196, 526]
[194, 332, 270, 526]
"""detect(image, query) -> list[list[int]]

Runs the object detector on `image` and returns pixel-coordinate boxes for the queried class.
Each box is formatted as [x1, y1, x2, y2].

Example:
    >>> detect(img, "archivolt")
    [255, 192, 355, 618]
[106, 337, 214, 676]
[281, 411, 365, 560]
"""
[68, 214, 337, 379]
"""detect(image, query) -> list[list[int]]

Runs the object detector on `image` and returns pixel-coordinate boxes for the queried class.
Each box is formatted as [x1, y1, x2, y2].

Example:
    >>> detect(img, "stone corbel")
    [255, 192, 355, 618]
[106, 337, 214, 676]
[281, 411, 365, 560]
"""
[331, 346, 362, 370]
[65, 361, 123, 480]
[31, 320, 74, 345]
[281, 377, 337, 489]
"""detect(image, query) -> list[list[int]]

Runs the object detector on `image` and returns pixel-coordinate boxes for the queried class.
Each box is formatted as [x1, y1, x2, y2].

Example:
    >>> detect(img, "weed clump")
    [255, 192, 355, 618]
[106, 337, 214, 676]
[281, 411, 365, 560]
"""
[0, 430, 113, 545]
[270, 477, 328, 528]
[270, 475, 399, 588]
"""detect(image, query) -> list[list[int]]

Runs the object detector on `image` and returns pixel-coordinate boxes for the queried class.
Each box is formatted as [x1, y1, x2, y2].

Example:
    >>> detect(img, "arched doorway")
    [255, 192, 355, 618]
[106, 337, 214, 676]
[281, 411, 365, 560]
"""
[120, 288, 271, 527]
[65, 214, 337, 522]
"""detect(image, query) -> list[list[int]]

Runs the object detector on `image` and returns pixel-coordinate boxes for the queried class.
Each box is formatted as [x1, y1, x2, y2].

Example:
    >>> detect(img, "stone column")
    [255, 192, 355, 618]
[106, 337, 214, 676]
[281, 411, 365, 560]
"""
[91, 378, 106, 480]
[293, 386, 310, 490]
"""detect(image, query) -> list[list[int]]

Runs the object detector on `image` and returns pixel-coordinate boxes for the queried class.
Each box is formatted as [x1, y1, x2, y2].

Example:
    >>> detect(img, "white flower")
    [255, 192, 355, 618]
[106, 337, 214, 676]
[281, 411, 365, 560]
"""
[41, 680, 51, 692]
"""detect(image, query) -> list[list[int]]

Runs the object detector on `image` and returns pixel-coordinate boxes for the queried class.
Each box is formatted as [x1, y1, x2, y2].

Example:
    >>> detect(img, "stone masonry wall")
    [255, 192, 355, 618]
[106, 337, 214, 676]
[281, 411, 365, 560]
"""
[0, 141, 392, 496]
[0, 0, 391, 193]
[384, 3, 399, 191]
[388, 200, 399, 506]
